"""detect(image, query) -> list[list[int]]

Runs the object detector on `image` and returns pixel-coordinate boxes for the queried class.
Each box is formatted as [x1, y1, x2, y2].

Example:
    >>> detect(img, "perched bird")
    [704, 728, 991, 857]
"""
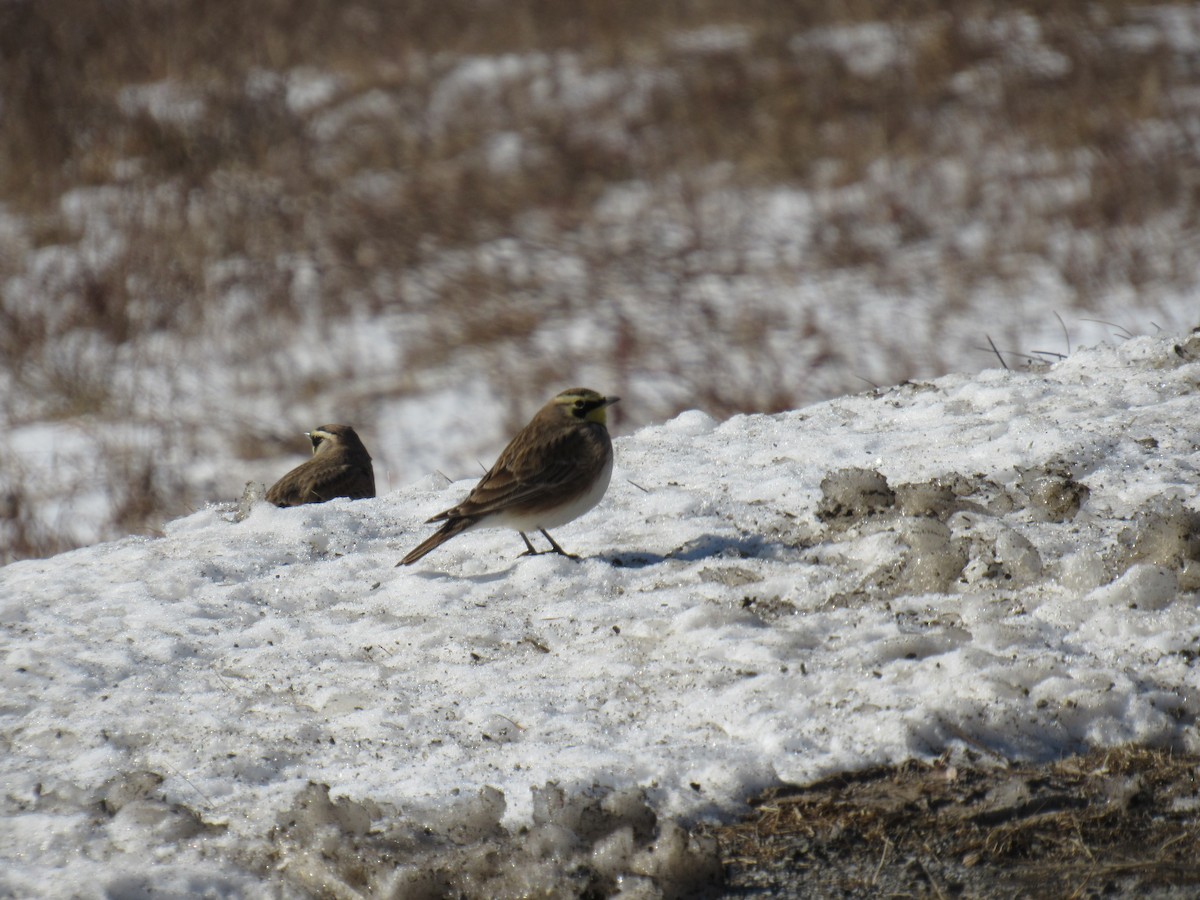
[266, 425, 376, 507]
[399, 387, 619, 566]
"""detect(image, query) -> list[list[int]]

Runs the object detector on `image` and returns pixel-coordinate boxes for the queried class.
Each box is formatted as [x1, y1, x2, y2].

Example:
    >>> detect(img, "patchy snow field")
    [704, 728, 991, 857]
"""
[2, 334, 1199, 895]
[6, 5, 1200, 562]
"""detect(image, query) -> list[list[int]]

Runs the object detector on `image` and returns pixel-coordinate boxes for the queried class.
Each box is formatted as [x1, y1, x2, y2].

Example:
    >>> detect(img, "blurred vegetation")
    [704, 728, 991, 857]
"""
[1, 0, 1198, 561]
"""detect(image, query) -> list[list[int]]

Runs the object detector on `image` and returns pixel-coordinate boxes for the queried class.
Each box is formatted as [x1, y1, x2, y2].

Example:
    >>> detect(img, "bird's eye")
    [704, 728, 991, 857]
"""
[574, 400, 585, 409]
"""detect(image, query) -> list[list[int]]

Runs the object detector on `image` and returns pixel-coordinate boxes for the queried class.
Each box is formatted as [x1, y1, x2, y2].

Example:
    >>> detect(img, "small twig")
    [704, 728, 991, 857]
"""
[1066, 865, 1096, 900]
[1079, 318, 1134, 340]
[160, 761, 216, 810]
[984, 335, 1009, 370]
[939, 720, 1014, 768]
[918, 843, 949, 900]
[870, 836, 893, 886]
[973, 346, 1044, 365]
[209, 666, 236, 693]
[1072, 820, 1096, 862]
[626, 478, 651, 493]
[521, 635, 550, 653]
[1156, 830, 1191, 856]
[1054, 310, 1071, 356]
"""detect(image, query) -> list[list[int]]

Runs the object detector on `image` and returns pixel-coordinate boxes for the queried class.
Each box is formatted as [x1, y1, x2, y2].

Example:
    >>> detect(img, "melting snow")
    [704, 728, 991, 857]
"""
[2, 335, 1200, 894]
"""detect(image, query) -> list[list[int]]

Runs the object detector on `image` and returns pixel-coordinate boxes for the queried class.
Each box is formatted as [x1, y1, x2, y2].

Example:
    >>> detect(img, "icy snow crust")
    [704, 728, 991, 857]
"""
[3, 336, 1200, 893]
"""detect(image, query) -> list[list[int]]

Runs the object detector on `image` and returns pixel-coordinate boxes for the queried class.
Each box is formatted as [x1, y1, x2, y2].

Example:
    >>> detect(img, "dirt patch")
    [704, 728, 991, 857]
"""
[713, 746, 1200, 898]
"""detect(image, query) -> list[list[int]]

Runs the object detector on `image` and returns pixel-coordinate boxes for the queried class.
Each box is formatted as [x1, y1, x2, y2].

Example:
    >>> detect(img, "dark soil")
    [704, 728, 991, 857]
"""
[711, 746, 1200, 899]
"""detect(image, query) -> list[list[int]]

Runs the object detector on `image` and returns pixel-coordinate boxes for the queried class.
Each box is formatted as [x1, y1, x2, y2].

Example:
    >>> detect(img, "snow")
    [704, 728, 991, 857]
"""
[117, 82, 207, 126]
[790, 23, 910, 79]
[3, 334, 1200, 893]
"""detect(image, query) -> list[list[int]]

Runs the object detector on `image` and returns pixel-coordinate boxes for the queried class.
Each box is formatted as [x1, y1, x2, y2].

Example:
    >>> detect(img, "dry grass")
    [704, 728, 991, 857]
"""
[2, 1, 1199, 560]
[716, 745, 1200, 897]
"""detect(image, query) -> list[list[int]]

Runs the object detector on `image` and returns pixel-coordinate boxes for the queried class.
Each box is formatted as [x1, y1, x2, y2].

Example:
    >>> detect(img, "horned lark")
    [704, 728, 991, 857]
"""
[266, 424, 376, 507]
[399, 388, 618, 566]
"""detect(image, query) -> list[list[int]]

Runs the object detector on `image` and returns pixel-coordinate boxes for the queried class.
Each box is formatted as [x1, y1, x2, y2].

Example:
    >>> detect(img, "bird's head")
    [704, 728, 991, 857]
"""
[306, 425, 365, 456]
[553, 388, 619, 426]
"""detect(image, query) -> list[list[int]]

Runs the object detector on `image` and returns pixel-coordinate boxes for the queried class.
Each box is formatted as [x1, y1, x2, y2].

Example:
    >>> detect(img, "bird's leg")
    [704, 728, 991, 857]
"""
[540, 529, 579, 559]
[518, 531, 540, 556]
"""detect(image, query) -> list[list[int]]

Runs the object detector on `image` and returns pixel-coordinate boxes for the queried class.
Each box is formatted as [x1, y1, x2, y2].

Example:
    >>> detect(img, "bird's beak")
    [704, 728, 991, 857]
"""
[604, 396, 620, 407]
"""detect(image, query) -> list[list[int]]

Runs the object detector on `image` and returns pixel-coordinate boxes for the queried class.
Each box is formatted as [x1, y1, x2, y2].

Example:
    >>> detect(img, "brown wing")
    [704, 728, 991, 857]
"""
[431, 423, 609, 521]
[309, 462, 375, 502]
[267, 457, 375, 507]
[266, 464, 312, 506]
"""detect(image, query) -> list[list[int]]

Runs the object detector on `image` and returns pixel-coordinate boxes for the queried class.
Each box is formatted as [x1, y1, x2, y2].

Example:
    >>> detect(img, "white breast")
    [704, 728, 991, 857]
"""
[490, 451, 614, 532]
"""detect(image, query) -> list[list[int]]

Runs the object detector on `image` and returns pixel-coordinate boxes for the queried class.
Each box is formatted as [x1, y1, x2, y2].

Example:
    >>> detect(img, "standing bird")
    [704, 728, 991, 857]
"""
[399, 388, 618, 566]
[266, 425, 376, 507]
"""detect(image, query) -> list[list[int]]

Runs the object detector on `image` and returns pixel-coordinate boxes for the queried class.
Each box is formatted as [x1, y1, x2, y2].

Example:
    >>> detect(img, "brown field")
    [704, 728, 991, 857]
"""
[2, 1, 1198, 562]
[715, 745, 1200, 898]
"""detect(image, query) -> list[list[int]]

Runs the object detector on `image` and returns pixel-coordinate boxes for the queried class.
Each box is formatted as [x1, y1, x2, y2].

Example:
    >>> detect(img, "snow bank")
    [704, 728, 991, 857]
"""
[2, 334, 1199, 895]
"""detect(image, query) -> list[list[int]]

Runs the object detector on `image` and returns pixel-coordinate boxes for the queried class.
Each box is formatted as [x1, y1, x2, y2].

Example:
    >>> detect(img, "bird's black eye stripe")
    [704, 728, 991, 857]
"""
[572, 398, 605, 416]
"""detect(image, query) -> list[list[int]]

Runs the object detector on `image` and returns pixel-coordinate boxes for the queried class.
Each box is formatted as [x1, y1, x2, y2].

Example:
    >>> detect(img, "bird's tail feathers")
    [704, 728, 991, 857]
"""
[398, 517, 475, 566]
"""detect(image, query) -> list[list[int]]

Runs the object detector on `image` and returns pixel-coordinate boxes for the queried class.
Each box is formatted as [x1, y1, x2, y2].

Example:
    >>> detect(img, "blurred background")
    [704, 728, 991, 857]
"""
[1, 0, 1198, 562]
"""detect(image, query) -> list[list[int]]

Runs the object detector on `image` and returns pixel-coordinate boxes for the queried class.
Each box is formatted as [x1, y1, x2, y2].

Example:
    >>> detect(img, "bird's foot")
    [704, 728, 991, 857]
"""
[540, 529, 579, 559]
[516, 531, 580, 559]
